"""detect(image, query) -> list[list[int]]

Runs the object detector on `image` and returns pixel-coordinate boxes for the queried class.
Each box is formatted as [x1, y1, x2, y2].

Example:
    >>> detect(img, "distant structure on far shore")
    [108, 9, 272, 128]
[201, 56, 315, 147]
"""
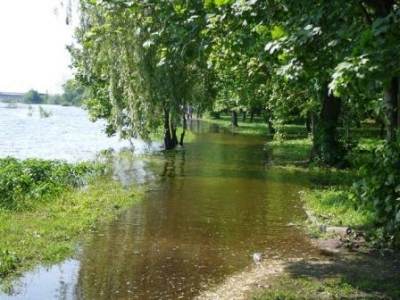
[0, 92, 25, 102]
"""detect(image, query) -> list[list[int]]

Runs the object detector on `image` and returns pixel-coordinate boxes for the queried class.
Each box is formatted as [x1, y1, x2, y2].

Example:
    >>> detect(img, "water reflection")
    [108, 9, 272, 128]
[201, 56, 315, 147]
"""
[1, 260, 80, 300]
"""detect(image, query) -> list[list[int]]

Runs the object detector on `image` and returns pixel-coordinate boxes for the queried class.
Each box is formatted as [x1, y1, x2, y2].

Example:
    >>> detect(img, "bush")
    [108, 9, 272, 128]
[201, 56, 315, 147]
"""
[0, 158, 103, 210]
[354, 137, 400, 247]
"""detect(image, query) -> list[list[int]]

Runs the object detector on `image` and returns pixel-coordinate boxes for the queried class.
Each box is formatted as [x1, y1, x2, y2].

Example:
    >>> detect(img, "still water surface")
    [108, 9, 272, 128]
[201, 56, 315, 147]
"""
[0, 105, 318, 299]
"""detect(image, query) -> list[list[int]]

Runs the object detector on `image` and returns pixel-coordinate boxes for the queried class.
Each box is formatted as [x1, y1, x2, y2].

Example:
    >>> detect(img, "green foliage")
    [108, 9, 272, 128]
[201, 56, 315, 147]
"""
[23, 89, 43, 104]
[0, 158, 103, 210]
[47, 79, 87, 106]
[72, 0, 213, 145]
[354, 136, 400, 246]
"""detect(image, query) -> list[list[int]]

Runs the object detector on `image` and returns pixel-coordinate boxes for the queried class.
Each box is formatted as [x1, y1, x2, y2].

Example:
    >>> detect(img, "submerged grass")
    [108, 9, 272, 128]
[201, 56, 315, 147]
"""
[0, 175, 143, 286]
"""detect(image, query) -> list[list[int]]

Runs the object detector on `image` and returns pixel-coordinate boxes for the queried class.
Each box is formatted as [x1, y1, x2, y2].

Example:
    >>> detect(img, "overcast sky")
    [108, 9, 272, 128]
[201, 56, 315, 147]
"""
[0, 0, 75, 94]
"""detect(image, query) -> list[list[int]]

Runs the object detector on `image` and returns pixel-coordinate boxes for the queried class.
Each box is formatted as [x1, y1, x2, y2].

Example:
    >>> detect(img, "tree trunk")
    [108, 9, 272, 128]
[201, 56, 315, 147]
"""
[172, 126, 178, 146]
[306, 113, 312, 134]
[250, 110, 255, 123]
[379, 117, 386, 139]
[164, 109, 177, 150]
[264, 109, 275, 135]
[231, 111, 239, 127]
[242, 111, 247, 122]
[312, 85, 344, 166]
[179, 113, 187, 146]
[384, 77, 399, 142]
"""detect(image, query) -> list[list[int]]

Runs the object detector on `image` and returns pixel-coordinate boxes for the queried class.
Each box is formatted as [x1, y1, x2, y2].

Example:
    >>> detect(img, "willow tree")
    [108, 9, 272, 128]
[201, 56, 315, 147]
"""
[71, 0, 212, 149]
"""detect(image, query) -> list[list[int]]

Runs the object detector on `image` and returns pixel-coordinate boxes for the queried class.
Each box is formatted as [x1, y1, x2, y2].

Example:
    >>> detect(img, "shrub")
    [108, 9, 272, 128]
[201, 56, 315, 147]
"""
[354, 137, 400, 247]
[0, 158, 103, 210]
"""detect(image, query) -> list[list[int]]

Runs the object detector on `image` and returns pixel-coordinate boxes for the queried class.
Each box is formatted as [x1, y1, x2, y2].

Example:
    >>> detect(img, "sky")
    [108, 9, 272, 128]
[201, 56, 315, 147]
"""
[0, 0, 76, 94]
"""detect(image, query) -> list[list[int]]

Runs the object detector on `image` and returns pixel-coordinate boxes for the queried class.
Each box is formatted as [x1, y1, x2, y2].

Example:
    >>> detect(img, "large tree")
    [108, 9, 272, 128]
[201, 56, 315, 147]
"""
[72, 0, 212, 149]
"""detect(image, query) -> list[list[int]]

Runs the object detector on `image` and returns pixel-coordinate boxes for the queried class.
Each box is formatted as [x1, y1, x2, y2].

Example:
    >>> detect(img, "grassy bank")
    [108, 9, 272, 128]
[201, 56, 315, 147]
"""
[0, 158, 143, 287]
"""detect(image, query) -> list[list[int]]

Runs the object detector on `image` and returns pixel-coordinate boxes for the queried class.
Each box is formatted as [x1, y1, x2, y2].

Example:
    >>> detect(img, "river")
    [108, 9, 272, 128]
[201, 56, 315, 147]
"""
[0, 104, 318, 299]
[0, 103, 153, 161]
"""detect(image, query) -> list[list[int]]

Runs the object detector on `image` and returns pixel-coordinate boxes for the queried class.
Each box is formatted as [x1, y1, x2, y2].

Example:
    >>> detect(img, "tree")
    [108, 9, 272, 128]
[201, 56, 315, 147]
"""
[62, 79, 86, 106]
[71, 0, 212, 149]
[23, 89, 43, 104]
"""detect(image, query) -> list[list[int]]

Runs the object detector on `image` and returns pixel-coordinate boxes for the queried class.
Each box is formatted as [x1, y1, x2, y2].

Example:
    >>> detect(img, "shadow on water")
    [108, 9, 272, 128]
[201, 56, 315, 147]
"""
[2, 121, 320, 300]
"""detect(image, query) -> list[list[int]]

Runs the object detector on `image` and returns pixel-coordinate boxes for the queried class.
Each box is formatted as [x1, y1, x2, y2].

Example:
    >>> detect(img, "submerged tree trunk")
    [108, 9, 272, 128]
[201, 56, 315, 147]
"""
[312, 85, 344, 166]
[164, 108, 177, 150]
[179, 113, 187, 146]
[172, 127, 178, 146]
[384, 77, 399, 142]
[231, 110, 239, 127]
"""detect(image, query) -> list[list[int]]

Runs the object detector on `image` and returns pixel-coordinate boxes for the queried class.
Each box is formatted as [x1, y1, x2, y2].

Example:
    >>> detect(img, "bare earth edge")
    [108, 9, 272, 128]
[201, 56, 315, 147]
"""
[195, 259, 288, 300]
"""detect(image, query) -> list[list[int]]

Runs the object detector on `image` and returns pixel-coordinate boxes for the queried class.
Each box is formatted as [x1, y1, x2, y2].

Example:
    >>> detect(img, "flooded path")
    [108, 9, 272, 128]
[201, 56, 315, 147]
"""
[1, 121, 318, 300]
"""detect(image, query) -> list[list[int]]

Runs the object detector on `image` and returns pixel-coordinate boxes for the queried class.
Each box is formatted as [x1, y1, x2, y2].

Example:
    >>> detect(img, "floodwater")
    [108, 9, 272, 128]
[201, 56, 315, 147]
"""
[0, 107, 318, 299]
[0, 103, 154, 161]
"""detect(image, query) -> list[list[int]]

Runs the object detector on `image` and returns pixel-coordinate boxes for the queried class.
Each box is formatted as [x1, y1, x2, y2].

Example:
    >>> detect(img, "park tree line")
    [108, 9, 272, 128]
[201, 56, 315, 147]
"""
[71, 0, 400, 245]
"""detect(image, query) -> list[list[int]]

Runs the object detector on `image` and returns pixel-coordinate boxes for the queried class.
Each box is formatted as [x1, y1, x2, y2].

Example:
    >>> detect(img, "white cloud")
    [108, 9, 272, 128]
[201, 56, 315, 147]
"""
[0, 0, 75, 94]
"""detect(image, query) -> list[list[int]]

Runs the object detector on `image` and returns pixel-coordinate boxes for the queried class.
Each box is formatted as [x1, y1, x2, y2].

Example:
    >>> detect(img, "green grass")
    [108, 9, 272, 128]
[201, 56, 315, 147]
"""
[202, 115, 269, 136]
[0, 177, 143, 285]
[253, 276, 362, 300]
[302, 189, 375, 230]
[267, 138, 312, 165]
[253, 269, 400, 300]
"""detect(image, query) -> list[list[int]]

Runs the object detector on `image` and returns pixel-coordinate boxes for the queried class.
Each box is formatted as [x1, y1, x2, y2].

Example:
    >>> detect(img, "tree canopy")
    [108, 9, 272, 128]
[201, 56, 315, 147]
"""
[72, 0, 400, 243]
